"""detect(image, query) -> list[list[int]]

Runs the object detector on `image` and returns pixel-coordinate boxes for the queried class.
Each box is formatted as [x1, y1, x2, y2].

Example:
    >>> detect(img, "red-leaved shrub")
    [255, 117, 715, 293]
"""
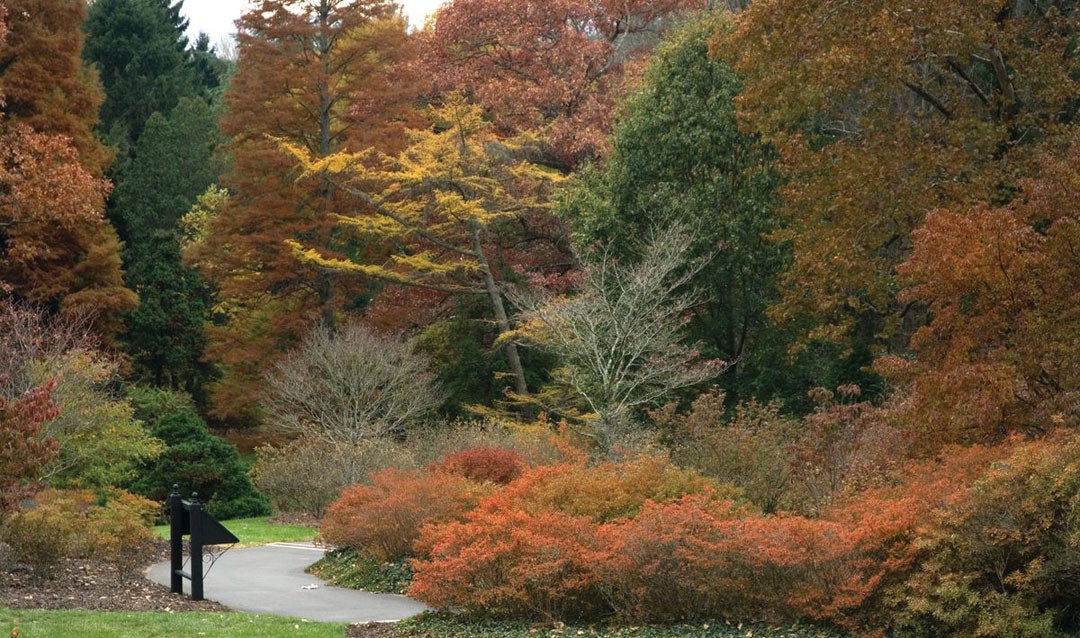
[432, 446, 527, 484]
[497, 454, 733, 522]
[410, 507, 605, 620]
[409, 455, 744, 620]
[320, 468, 492, 561]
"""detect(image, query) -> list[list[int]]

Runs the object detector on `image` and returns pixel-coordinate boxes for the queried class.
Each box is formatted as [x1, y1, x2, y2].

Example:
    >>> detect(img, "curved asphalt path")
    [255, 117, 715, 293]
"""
[145, 542, 429, 623]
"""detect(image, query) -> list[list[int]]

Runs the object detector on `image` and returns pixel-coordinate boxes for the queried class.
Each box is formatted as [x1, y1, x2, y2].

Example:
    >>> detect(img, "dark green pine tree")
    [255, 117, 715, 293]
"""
[189, 32, 232, 98]
[559, 13, 797, 409]
[82, 0, 198, 147]
[113, 98, 221, 399]
[112, 98, 219, 238]
[84, 0, 229, 400]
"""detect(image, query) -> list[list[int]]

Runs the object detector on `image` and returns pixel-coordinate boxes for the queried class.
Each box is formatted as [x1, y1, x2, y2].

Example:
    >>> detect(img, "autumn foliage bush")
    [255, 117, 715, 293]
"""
[404, 439, 1036, 632]
[320, 420, 1080, 634]
[887, 431, 1080, 637]
[498, 454, 731, 522]
[409, 455, 742, 620]
[655, 386, 911, 516]
[0, 488, 159, 582]
[0, 378, 60, 515]
[252, 435, 415, 518]
[432, 446, 527, 485]
[320, 467, 493, 562]
[412, 507, 607, 620]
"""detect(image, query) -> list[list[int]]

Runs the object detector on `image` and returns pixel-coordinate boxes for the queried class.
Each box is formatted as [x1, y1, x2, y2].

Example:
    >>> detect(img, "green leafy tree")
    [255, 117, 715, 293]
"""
[0, 301, 163, 489]
[111, 98, 219, 239]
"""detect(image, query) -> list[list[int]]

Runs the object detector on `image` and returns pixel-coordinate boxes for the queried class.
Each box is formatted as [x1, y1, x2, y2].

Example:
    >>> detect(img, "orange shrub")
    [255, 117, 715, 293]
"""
[594, 494, 763, 621]
[410, 507, 605, 620]
[589, 443, 1010, 630]
[432, 446, 527, 484]
[408, 455, 745, 621]
[808, 440, 1012, 633]
[403, 430, 1032, 630]
[320, 468, 492, 561]
[496, 454, 733, 522]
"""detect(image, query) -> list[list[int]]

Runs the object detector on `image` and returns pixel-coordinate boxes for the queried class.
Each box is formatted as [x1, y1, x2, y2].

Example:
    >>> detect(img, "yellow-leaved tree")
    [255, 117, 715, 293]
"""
[285, 95, 565, 397]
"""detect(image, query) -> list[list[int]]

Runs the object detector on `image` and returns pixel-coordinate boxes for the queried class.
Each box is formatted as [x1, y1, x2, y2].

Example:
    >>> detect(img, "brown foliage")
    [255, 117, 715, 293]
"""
[653, 389, 799, 513]
[432, 446, 528, 485]
[717, 0, 1079, 350]
[0, 0, 112, 175]
[889, 431, 1080, 636]
[877, 131, 1080, 448]
[0, 6, 135, 340]
[422, 0, 704, 167]
[0, 379, 60, 515]
[190, 0, 422, 423]
[252, 436, 415, 518]
[320, 467, 492, 561]
[655, 386, 911, 516]
[0, 488, 158, 583]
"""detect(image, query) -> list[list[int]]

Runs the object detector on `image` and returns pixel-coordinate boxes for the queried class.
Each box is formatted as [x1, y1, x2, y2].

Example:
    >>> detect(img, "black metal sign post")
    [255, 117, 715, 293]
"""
[168, 485, 239, 601]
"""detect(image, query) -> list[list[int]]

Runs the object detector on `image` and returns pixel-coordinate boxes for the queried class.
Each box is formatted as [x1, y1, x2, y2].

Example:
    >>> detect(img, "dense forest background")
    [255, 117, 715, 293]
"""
[2, 0, 1079, 635]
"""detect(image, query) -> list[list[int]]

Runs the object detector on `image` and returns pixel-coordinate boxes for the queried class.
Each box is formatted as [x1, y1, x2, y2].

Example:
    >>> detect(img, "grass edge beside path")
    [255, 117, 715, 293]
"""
[1, 608, 346, 638]
[152, 516, 318, 546]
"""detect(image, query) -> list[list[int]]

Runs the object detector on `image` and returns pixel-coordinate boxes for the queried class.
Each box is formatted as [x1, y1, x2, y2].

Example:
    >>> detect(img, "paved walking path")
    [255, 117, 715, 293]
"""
[146, 542, 429, 623]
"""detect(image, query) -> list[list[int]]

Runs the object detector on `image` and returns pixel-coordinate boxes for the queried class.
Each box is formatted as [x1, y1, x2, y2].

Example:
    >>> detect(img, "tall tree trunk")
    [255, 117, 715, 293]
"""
[472, 226, 529, 395]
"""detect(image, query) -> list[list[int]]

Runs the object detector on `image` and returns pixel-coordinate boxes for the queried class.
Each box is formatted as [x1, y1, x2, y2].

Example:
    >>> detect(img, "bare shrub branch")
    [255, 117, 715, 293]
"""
[263, 321, 444, 444]
[514, 224, 729, 449]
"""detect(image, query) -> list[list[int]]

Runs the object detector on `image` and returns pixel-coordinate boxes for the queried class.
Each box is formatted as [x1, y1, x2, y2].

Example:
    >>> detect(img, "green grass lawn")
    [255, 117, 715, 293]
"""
[0, 608, 345, 638]
[153, 516, 318, 546]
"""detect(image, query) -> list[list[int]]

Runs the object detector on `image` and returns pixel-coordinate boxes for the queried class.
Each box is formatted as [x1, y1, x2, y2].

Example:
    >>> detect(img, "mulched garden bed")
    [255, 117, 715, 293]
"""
[0, 540, 227, 613]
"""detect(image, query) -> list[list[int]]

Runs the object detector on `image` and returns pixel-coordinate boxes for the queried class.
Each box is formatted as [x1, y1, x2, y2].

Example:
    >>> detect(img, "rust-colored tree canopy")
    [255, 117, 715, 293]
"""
[0, 2, 135, 340]
[877, 131, 1080, 446]
[0, 0, 112, 176]
[188, 0, 421, 423]
[717, 0, 1079, 350]
[423, 0, 705, 168]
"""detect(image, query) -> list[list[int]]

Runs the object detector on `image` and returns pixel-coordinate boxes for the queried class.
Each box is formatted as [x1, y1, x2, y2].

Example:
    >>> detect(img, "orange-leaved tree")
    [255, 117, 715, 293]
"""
[186, 0, 420, 424]
[876, 129, 1080, 447]
[0, 1, 135, 340]
[716, 0, 1079, 354]
[0, 0, 112, 177]
[422, 0, 706, 168]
